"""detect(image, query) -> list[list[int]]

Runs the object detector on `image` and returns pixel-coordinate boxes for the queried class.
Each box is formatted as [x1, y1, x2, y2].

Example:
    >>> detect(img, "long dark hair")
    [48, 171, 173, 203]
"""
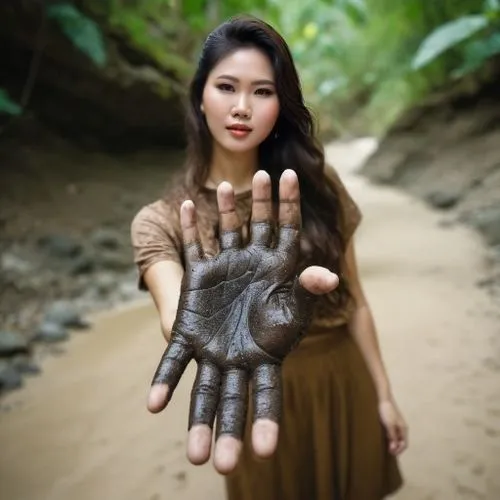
[183, 15, 351, 308]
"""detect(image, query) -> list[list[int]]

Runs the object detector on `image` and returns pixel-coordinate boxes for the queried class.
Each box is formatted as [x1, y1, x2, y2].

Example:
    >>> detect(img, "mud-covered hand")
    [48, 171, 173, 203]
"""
[147, 170, 339, 474]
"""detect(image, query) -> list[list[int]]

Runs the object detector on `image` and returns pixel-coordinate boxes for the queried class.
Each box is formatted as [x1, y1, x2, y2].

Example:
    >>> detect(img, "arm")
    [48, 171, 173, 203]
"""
[143, 260, 184, 342]
[344, 239, 392, 402]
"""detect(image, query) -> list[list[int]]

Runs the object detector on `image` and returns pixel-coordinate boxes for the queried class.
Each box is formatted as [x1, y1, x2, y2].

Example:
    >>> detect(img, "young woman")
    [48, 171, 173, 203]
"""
[131, 14, 407, 499]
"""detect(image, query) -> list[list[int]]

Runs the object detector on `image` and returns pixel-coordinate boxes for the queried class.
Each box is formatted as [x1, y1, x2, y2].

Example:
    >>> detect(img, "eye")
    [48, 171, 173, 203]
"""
[217, 83, 234, 92]
[255, 88, 274, 97]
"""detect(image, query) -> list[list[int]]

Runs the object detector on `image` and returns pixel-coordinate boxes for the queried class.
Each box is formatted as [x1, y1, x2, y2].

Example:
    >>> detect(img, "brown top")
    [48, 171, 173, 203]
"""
[130, 167, 362, 329]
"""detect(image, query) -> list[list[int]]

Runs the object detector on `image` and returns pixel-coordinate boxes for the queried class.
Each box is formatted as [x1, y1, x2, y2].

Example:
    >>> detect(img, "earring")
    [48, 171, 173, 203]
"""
[200, 103, 205, 114]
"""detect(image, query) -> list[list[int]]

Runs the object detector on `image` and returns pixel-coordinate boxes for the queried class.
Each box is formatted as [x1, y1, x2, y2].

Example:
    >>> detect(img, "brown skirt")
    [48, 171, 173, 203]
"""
[225, 326, 403, 500]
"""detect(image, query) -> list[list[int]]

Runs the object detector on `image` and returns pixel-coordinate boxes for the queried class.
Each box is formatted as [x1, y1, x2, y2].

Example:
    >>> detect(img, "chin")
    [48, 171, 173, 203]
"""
[220, 139, 260, 154]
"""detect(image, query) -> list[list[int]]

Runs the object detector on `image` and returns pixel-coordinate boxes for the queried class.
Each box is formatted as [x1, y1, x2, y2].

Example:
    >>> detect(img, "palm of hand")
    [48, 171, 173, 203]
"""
[177, 241, 311, 368]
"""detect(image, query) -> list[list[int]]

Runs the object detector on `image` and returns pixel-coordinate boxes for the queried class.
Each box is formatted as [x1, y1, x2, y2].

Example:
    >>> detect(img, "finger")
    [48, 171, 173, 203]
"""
[251, 364, 281, 458]
[250, 170, 273, 247]
[298, 266, 339, 296]
[213, 369, 248, 474]
[386, 424, 399, 455]
[187, 362, 221, 465]
[180, 200, 203, 262]
[147, 335, 193, 413]
[213, 435, 243, 475]
[395, 424, 408, 455]
[217, 181, 242, 250]
[277, 169, 301, 254]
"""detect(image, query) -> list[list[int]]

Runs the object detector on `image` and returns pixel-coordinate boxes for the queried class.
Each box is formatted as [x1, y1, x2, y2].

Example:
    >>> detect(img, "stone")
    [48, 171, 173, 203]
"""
[94, 272, 117, 295]
[11, 355, 41, 375]
[38, 234, 82, 259]
[97, 251, 133, 271]
[0, 253, 34, 275]
[69, 254, 95, 276]
[0, 360, 23, 391]
[90, 228, 122, 250]
[0, 331, 29, 356]
[44, 300, 90, 329]
[467, 208, 500, 246]
[35, 322, 69, 343]
[425, 190, 461, 210]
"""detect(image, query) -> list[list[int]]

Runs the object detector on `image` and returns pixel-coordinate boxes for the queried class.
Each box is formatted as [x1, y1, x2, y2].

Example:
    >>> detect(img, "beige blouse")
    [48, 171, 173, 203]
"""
[130, 167, 362, 329]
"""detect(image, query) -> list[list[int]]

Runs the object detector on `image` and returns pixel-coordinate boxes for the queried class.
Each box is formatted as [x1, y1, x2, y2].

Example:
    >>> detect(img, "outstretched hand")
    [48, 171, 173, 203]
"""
[147, 169, 339, 474]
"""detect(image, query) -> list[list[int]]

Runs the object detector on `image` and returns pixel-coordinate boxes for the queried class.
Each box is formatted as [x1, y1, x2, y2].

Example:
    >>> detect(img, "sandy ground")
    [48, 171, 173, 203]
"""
[1, 140, 499, 500]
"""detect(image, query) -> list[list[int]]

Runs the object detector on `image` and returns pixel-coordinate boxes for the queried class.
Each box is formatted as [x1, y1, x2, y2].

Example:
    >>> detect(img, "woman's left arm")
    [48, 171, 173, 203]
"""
[345, 238, 409, 455]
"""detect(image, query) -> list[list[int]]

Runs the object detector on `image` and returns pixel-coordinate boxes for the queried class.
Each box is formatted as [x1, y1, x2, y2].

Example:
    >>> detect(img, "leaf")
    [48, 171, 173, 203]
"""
[339, 0, 367, 25]
[47, 3, 107, 67]
[452, 31, 500, 78]
[484, 0, 500, 14]
[411, 15, 489, 70]
[0, 88, 22, 116]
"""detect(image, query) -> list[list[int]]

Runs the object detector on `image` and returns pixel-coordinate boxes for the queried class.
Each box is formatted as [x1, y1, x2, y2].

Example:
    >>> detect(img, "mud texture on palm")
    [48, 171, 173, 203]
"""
[151, 171, 319, 441]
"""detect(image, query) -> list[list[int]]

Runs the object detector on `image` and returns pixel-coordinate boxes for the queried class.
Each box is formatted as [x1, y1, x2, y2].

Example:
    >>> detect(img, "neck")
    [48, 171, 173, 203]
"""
[206, 144, 258, 193]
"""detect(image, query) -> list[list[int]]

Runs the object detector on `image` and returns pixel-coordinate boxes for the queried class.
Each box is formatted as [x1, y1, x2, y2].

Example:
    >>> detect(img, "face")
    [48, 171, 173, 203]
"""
[201, 47, 280, 154]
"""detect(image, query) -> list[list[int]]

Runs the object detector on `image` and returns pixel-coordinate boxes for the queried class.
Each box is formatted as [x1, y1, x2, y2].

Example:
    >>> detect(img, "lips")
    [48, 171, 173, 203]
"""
[226, 124, 252, 131]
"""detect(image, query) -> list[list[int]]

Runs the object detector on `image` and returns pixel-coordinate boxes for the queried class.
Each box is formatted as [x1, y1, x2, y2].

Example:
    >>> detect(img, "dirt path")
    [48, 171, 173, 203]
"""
[1, 141, 499, 500]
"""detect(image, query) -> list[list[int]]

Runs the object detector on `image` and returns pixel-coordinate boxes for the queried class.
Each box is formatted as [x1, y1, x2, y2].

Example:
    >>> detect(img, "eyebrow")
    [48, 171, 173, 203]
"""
[215, 74, 275, 86]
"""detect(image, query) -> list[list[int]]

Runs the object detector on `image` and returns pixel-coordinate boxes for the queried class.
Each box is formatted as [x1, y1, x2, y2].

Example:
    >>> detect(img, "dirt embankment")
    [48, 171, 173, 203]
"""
[361, 78, 500, 292]
[0, 122, 184, 393]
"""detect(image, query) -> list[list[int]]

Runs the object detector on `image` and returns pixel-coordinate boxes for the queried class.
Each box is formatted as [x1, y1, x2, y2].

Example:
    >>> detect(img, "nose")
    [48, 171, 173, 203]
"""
[231, 93, 251, 119]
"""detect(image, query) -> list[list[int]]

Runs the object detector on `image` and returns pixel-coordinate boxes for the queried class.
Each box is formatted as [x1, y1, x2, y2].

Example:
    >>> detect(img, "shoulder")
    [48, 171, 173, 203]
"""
[131, 180, 190, 237]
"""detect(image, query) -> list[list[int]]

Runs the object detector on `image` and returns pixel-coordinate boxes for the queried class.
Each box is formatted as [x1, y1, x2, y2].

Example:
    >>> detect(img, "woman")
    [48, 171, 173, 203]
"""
[131, 14, 407, 499]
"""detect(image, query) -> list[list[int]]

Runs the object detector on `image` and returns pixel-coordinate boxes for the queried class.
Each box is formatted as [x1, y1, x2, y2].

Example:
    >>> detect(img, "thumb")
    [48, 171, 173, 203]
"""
[298, 266, 339, 296]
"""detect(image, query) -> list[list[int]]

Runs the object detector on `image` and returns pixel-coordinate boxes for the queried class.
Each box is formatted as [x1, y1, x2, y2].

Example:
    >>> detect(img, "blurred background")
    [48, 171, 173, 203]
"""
[0, 1, 499, 499]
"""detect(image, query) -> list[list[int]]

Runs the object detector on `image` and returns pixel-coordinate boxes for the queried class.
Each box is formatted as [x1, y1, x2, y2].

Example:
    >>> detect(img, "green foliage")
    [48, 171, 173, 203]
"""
[267, 0, 500, 136]
[411, 16, 489, 70]
[45, 0, 500, 137]
[0, 88, 22, 116]
[453, 31, 500, 77]
[408, 0, 500, 84]
[47, 3, 107, 67]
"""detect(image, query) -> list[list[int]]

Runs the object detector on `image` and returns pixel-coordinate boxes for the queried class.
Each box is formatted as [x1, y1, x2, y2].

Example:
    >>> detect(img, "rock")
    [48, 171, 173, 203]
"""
[11, 355, 41, 375]
[118, 281, 141, 300]
[38, 234, 82, 258]
[97, 251, 133, 271]
[69, 254, 96, 275]
[0, 360, 23, 391]
[0, 2, 187, 150]
[44, 300, 91, 329]
[94, 272, 118, 295]
[0, 253, 34, 275]
[425, 190, 461, 210]
[34, 321, 69, 343]
[91, 228, 122, 250]
[467, 208, 500, 246]
[0, 330, 29, 356]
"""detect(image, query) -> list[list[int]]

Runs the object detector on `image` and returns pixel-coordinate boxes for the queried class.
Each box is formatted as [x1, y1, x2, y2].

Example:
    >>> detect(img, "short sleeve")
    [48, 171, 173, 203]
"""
[325, 165, 362, 242]
[130, 201, 182, 291]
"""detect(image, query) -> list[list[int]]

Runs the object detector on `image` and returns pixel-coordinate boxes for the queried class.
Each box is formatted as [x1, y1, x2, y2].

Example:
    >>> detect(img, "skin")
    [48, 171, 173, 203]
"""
[149, 170, 338, 474]
[201, 47, 280, 191]
[143, 47, 408, 474]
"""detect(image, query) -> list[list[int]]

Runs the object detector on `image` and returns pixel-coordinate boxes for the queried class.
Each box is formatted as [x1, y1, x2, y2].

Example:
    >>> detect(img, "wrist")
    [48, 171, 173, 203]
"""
[375, 381, 393, 403]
